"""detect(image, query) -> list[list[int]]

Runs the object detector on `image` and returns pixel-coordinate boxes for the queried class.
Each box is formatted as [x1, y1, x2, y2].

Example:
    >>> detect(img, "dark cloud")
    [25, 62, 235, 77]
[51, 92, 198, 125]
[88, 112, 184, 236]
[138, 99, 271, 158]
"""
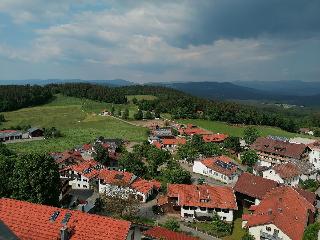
[174, 0, 320, 47]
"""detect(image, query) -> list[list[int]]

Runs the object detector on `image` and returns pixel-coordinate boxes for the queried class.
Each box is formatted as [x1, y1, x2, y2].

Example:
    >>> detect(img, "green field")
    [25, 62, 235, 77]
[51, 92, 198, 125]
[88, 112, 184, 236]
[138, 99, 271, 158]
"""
[1, 95, 148, 153]
[126, 95, 158, 101]
[178, 119, 311, 138]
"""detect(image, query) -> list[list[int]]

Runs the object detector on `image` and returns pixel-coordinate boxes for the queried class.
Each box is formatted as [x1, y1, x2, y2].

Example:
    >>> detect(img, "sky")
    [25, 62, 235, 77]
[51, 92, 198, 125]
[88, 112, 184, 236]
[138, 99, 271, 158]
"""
[0, 0, 319, 83]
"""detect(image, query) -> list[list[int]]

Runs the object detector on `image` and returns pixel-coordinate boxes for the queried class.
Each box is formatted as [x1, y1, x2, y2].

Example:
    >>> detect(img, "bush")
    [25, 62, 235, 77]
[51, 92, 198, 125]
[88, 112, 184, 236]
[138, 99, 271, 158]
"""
[162, 218, 180, 232]
[300, 179, 320, 192]
[303, 222, 320, 240]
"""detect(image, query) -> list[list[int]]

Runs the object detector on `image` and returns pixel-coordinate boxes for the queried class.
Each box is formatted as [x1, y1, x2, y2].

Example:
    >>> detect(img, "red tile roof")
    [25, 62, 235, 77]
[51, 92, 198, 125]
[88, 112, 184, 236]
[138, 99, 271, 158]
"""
[131, 178, 161, 194]
[179, 125, 212, 136]
[251, 137, 309, 159]
[162, 138, 187, 146]
[200, 155, 238, 177]
[234, 173, 279, 199]
[0, 130, 18, 133]
[143, 226, 199, 240]
[167, 184, 237, 210]
[272, 163, 301, 179]
[243, 186, 315, 240]
[70, 159, 102, 179]
[0, 198, 131, 240]
[152, 141, 163, 149]
[98, 169, 134, 186]
[82, 143, 92, 151]
[202, 134, 228, 143]
[308, 141, 320, 150]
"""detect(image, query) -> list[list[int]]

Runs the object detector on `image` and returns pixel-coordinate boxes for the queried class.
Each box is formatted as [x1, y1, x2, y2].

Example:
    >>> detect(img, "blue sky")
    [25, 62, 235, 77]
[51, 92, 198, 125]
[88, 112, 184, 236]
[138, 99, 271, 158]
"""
[0, 0, 319, 83]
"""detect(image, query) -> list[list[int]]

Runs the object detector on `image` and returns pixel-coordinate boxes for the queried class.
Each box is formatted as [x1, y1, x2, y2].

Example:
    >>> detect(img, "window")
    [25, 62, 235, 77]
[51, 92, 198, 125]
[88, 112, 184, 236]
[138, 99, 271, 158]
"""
[78, 184, 80, 187]
[215, 208, 221, 212]
[183, 206, 189, 210]
[223, 217, 226, 220]
[190, 206, 197, 210]
[84, 185, 87, 188]
[222, 209, 229, 213]
[200, 207, 206, 211]
[266, 226, 271, 231]
[274, 229, 279, 236]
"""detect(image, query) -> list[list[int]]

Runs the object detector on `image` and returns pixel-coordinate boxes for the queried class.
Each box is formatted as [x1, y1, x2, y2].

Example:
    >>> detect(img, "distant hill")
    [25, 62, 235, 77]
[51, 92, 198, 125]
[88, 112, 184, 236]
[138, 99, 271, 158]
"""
[234, 80, 320, 96]
[151, 81, 320, 107]
[0, 79, 135, 87]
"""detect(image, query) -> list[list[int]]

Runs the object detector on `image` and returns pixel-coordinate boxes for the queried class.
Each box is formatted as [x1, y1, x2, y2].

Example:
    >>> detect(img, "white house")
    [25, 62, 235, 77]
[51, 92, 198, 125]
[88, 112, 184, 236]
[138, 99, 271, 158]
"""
[262, 163, 301, 187]
[98, 169, 161, 203]
[308, 141, 320, 170]
[157, 184, 237, 222]
[193, 155, 240, 184]
[242, 186, 315, 240]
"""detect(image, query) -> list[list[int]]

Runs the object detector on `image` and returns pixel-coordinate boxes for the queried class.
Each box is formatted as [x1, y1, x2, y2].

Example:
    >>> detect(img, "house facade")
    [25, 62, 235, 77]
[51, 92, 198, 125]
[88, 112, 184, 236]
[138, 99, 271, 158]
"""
[308, 141, 320, 170]
[157, 184, 237, 222]
[0, 130, 22, 142]
[193, 155, 240, 184]
[262, 163, 301, 187]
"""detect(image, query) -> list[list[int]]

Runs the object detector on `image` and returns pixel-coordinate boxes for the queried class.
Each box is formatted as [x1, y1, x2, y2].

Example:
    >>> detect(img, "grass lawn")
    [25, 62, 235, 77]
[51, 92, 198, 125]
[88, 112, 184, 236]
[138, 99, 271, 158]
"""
[1, 95, 148, 153]
[178, 119, 310, 139]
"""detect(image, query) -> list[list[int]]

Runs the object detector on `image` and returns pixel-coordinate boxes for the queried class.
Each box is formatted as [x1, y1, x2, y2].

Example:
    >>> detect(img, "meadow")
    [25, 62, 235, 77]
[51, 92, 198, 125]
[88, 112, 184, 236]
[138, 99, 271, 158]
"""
[178, 119, 310, 138]
[1, 95, 148, 153]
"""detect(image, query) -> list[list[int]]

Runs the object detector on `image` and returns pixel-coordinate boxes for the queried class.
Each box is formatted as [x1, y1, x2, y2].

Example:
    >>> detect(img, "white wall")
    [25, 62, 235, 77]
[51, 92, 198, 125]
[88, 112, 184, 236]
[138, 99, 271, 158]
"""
[309, 149, 320, 170]
[193, 161, 238, 184]
[68, 171, 90, 189]
[262, 169, 300, 187]
[248, 224, 291, 240]
[181, 206, 233, 222]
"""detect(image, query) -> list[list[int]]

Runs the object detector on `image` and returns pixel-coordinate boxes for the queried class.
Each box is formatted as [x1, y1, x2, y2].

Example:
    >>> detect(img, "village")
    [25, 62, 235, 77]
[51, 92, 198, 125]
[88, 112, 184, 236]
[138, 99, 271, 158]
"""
[2, 112, 320, 240]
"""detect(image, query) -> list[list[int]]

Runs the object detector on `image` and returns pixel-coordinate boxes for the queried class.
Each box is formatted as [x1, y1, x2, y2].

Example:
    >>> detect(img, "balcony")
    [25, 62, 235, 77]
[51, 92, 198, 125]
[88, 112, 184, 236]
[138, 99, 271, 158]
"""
[260, 230, 283, 240]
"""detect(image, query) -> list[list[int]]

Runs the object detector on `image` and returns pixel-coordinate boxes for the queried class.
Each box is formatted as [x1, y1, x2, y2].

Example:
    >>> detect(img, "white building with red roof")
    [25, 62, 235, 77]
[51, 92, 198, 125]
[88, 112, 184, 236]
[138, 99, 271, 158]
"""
[308, 141, 320, 170]
[157, 184, 237, 222]
[242, 186, 315, 240]
[262, 163, 301, 187]
[98, 169, 161, 202]
[0, 198, 133, 240]
[193, 155, 240, 184]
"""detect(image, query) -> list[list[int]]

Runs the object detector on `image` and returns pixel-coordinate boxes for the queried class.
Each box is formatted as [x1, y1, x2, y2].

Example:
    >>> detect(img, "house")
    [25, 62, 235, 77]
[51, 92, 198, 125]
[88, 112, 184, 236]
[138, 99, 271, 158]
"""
[142, 226, 199, 240]
[308, 141, 320, 170]
[262, 163, 301, 187]
[157, 184, 237, 222]
[152, 128, 173, 138]
[0, 130, 22, 142]
[178, 124, 212, 136]
[27, 127, 44, 138]
[50, 151, 85, 170]
[202, 133, 228, 143]
[242, 186, 315, 240]
[234, 172, 279, 206]
[250, 137, 311, 167]
[299, 128, 314, 136]
[60, 160, 104, 190]
[98, 169, 161, 202]
[152, 137, 187, 152]
[0, 198, 133, 240]
[193, 155, 240, 184]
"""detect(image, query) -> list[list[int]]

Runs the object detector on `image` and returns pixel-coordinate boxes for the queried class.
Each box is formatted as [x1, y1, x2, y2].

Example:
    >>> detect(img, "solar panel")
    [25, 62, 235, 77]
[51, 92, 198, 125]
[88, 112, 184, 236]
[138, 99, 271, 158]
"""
[61, 212, 72, 225]
[49, 211, 60, 222]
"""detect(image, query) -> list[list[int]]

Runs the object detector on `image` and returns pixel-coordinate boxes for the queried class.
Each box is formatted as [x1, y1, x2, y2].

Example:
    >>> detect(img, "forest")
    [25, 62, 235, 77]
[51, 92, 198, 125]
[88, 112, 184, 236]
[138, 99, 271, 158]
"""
[0, 85, 53, 112]
[1, 83, 319, 133]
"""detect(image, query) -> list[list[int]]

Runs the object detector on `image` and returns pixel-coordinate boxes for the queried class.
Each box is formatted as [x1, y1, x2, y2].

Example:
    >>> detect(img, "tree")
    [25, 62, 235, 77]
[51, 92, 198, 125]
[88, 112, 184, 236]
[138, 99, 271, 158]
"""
[241, 150, 259, 167]
[300, 179, 319, 192]
[314, 128, 320, 137]
[111, 105, 115, 115]
[44, 127, 62, 139]
[134, 109, 143, 120]
[122, 108, 129, 120]
[0, 142, 14, 156]
[163, 218, 180, 232]
[177, 143, 199, 163]
[154, 109, 161, 119]
[132, 97, 138, 104]
[202, 142, 224, 157]
[97, 192, 140, 218]
[11, 154, 60, 206]
[117, 109, 122, 117]
[211, 213, 232, 237]
[161, 162, 191, 184]
[119, 152, 147, 177]
[191, 134, 204, 152]
[145, 110, 153, 119]
[0, 114, 5, 122]
[93, 143, 110, 165]
[243, 126, 260, 144]
[303, 222, 320, 240]
[0, 155, 15, 197]
[242, 232, 255, 240]
[223, 136, 241, 153]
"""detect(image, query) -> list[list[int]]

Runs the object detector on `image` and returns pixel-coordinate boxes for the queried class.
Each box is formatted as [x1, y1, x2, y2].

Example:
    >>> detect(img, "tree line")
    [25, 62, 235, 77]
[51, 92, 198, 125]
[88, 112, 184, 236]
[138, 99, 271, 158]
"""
[0, 85, 53, 112]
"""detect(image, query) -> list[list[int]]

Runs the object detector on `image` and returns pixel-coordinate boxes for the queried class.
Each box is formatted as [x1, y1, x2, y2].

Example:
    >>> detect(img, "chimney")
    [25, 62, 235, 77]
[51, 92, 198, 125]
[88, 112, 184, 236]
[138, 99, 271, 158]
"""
[60, 226, 69, 240]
